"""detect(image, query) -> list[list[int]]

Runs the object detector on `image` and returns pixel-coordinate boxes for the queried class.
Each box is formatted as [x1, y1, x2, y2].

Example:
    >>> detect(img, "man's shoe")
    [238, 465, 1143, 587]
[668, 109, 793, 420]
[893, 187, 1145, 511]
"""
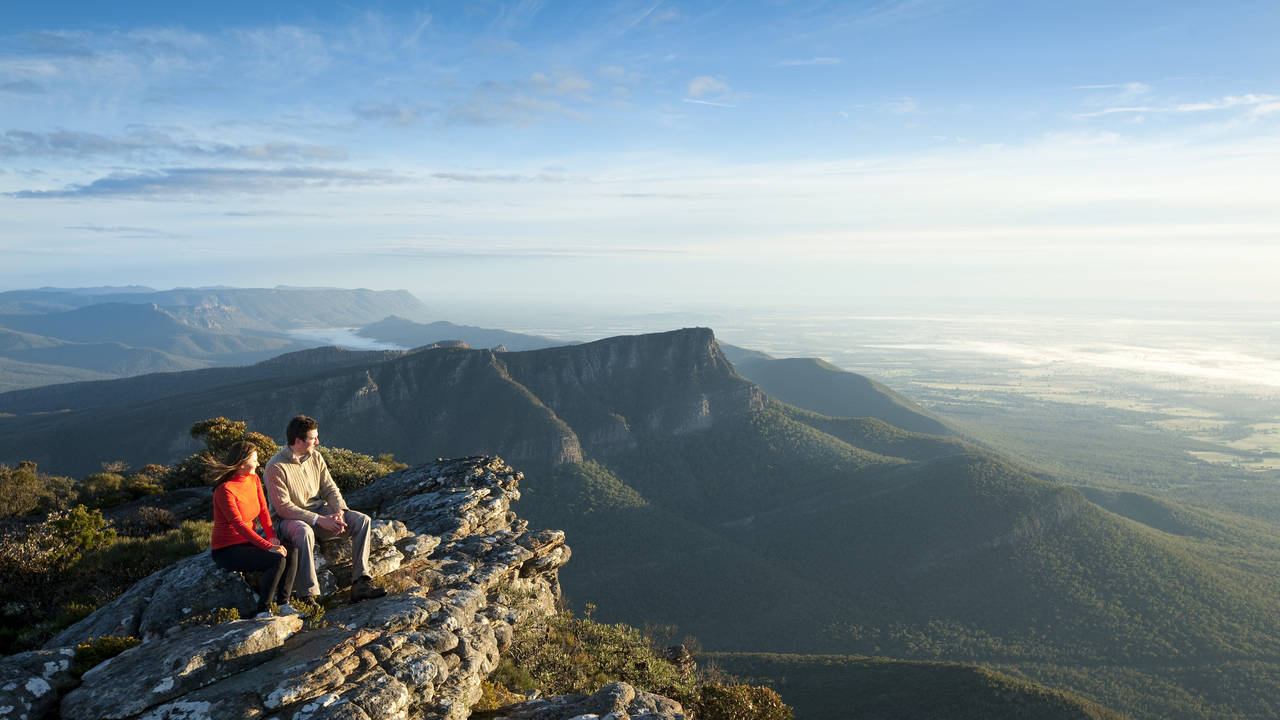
[351, 577, 386, 602]
[290, 594, 322, 613]
[275, 603, 299, 616]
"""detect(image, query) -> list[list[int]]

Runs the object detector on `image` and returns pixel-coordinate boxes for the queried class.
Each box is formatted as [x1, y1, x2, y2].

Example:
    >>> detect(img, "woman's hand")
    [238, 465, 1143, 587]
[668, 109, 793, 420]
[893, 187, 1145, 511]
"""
[271, 544, 288, 556]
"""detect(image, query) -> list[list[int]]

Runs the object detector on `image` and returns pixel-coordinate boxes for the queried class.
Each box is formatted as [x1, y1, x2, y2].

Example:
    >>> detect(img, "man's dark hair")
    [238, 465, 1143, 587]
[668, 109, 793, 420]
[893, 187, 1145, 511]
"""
[287, 415, 319, 446]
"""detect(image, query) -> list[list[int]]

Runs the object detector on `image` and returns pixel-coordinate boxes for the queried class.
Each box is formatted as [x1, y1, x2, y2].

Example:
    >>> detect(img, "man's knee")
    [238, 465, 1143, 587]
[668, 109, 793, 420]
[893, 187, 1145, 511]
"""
[344, 510, 370, 533]
[281, 519, 315, 546]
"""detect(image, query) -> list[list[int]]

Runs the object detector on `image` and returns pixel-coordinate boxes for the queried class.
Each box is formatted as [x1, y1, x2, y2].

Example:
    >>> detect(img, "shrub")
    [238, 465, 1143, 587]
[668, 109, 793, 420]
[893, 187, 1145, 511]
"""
[695, 683, 793, 720]
[47, 505, 117, 568]
[72, 635, 140, 677]
[77, 473, 126, 508]
[189, 417, 280, 460]
[213, 607, 241, 624]
[165, 417, 282, 490]
[117, 506, 179, 537]
[0, 517, 210, 654]
[320, 447, 406, 492]
[0, 462, 76, 518]
[499, 605, 694, 702]
[475, 680, 528, 711]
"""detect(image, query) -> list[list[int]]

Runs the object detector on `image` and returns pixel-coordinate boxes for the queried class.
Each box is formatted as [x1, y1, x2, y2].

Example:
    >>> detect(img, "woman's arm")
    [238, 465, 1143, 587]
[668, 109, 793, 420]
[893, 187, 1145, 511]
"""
[254, 476, 278, 543]
[223, 485, 275, 551]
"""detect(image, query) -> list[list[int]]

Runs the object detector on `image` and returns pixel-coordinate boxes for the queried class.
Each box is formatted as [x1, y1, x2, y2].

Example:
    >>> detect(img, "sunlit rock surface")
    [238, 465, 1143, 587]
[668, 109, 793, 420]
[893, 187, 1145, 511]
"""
[16, 456, 584, 720]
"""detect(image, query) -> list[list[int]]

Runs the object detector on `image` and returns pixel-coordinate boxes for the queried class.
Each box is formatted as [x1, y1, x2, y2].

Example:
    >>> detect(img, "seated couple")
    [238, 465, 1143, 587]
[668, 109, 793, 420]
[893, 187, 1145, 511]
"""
[208, 415, 386, 618]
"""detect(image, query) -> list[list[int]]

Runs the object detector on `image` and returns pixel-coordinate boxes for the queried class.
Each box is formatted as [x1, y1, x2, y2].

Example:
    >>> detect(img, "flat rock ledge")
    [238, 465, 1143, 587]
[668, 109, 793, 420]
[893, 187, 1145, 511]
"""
[2, 456, 591, 720]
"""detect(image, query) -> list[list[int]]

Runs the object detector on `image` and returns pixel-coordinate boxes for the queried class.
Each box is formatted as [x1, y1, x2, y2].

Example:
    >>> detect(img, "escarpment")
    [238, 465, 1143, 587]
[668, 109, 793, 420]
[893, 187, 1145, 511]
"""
[0, 456, 684, 720]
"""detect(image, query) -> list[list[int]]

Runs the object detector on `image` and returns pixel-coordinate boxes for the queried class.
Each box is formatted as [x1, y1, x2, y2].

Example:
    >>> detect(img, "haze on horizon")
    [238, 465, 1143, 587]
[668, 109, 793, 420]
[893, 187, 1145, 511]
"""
[1, 1, 1278, 310]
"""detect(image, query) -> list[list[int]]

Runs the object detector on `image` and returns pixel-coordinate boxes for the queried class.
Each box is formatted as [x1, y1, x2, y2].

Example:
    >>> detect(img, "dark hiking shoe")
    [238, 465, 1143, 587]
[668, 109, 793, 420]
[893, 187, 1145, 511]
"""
[351, 577, 386, 602]
[290, 594, 322, 613]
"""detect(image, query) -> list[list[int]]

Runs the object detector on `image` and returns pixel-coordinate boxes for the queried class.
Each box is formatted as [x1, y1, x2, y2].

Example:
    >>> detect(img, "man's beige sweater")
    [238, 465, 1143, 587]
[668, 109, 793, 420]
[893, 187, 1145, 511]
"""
[264, 447, 348, 525]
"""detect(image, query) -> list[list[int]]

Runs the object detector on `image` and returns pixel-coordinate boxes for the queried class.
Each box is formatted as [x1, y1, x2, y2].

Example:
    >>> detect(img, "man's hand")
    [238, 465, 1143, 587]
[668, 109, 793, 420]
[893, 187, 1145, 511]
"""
[270, 544, 288, 556]
[316, 513, 346, 533]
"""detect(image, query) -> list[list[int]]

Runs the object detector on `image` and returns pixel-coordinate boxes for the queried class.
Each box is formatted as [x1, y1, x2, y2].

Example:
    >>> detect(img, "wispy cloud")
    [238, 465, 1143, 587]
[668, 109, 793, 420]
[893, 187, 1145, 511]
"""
[775, 57, 843, 68]
[0, 80, 46, 95]
[443, 81, 591, 126]
[352, 102, 429, 126]
[1076, 93, 1279, 118]
[837, 0, 953, 29]
[889, 97, 918, 114]
[66, 224, 162, 234]
[11, 167, 404, 199]
[431, 171, 569, 183]
[530, 69, 592, 97]
[687, 76, 729, 98]
[1075, 82, 1151, 94]
[684, 75, 735, 107]
[682, 98, 734, 108]
[18, 31, 97, 58]
[0, 128, 348, 161]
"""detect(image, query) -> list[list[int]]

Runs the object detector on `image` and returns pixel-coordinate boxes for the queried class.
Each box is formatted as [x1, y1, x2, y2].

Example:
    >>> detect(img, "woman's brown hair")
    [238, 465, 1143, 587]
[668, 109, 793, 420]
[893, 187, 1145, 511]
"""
[205, 440, 259, 485]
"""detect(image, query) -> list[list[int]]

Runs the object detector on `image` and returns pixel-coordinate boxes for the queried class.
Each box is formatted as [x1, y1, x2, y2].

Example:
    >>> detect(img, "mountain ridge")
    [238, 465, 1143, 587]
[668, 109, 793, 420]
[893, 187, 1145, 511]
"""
[2, 327, 1279, 718]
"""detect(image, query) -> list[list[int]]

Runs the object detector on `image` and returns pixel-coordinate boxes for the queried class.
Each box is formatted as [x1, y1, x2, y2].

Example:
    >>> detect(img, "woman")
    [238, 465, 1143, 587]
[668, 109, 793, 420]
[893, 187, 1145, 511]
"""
[208, 441, 297, 618]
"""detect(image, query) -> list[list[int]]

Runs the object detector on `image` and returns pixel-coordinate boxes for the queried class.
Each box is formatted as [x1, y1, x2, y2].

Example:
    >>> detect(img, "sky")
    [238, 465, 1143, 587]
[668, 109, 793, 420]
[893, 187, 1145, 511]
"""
[2, 0, 1278, 315]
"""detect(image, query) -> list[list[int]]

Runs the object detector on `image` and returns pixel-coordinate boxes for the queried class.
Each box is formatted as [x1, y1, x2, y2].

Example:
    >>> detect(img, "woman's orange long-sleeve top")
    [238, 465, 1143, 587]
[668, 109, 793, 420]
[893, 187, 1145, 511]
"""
[211, 472, 277, 551]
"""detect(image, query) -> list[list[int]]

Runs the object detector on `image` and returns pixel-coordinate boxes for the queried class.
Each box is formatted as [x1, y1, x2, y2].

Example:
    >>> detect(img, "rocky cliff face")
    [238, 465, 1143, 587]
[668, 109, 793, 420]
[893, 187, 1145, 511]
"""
[0, 457, 674, 720]
[500, 328, 764, 457]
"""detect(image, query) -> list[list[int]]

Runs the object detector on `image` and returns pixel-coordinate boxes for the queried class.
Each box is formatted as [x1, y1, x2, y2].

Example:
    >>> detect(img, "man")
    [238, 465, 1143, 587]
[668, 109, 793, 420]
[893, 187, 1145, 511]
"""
[264, 415, 386, 603]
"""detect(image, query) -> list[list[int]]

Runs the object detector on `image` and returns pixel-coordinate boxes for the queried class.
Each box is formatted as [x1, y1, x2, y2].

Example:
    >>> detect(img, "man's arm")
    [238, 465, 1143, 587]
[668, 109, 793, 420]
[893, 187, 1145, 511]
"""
[265, 461, 320, 525]
[315, 452, 349, 515]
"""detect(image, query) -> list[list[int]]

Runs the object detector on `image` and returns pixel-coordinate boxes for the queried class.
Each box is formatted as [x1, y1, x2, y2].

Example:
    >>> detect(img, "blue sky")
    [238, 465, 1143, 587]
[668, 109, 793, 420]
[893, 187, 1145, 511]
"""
[2, 1, 1278, 313]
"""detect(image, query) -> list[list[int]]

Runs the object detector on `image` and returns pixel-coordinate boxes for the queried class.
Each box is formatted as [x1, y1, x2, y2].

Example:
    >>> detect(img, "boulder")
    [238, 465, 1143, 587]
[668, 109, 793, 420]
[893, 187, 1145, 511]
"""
[0, 647, 77, 720]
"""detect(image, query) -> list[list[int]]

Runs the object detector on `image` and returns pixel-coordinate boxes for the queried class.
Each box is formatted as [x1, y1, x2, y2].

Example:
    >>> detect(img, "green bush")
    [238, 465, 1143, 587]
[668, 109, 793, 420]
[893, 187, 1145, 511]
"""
[695, 683, 793, 720]
[72, 635, 140, 677]
[319, 447, 407, 492]
[117, 505, 179, 537]
[0, 461, 76, 518]
[78, 472, 126, 508]
[164, 417, 282, 490]
[189, 417, 280, 460]
[47, 505, 117, 568]
[213, 607, 241, 623]
[498, 605, 694, 702]
[0, 517, 209, 654]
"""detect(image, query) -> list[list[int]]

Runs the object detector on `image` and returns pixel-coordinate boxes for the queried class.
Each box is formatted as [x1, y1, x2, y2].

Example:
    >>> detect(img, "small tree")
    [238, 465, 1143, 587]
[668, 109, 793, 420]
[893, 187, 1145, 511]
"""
[165, 417, 281, 489]
[189, 417, 280, 459]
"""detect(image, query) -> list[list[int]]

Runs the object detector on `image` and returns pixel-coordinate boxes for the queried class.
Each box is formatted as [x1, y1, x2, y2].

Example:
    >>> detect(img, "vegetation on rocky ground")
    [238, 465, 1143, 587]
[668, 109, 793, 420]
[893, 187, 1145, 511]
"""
[0, 417, 404, 654]
[486, 604, 792, 720]
[71, 635, 141, 678]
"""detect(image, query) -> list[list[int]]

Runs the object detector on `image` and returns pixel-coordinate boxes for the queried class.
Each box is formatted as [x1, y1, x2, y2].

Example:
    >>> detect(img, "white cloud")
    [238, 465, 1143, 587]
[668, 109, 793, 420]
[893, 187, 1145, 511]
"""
[889, 97, 918, 114]
[687, 76, 729, 98]
[775, 57, 843, 67]
[682, 98, 734, 108]
[1077, 92, 1279, 118]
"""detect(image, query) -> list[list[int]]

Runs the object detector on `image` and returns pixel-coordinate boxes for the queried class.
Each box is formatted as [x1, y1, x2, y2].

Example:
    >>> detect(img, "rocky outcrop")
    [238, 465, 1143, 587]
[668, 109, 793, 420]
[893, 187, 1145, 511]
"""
[0, 647, 77, 720]
[500, 328, 765, 457]
[14, 456, 581, 720]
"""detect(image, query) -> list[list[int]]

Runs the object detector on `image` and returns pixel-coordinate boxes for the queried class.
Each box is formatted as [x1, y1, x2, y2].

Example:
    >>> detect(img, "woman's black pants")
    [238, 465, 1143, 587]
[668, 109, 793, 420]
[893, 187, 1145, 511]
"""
[211, 543, 298, 612]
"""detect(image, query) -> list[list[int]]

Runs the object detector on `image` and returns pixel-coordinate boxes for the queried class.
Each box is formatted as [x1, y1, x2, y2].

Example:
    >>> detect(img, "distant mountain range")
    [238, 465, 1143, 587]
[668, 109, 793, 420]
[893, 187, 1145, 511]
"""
[356, 315, 564, 351]
[0, 286, 428, 391]
[2, 326, 1279, 719]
